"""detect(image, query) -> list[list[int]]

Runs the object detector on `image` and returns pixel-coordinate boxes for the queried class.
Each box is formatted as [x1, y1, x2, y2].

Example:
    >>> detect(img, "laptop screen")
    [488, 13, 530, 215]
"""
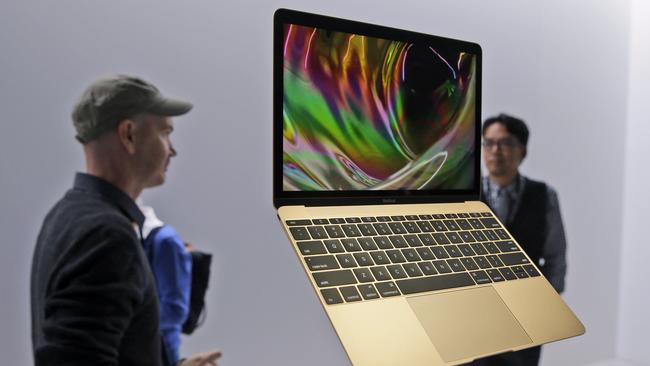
[275, 9, 482, 206]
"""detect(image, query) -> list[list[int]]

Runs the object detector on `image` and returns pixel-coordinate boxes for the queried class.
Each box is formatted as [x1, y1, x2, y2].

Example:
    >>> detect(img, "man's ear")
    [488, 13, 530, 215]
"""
[116, 119, 137, 155]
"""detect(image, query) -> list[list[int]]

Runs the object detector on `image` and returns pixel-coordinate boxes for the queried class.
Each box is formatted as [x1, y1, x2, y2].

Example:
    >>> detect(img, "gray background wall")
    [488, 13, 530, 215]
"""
[1, 0, 646, 365]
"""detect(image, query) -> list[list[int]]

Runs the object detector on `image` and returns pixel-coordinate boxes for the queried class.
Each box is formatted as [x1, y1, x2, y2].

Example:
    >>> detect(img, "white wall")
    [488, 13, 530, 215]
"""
[0, 0, 634, 364]
[618, 0, 650, 364]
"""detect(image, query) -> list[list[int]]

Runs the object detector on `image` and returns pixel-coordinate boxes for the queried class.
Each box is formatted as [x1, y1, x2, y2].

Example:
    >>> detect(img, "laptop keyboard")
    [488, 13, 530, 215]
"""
[286, 212, 540, 305]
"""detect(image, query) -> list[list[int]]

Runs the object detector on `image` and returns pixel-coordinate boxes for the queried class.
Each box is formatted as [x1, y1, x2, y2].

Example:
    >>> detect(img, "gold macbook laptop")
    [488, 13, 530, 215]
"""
[273, 9, 584, 365]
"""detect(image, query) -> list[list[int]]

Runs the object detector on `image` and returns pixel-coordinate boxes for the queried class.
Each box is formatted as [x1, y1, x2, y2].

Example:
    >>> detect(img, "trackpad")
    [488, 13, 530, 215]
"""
[407, 286, 531, 362]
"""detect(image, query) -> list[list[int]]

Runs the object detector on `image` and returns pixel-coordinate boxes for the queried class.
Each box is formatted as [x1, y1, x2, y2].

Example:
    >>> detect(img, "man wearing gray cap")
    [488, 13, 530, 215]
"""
[30, 75, 220, 366]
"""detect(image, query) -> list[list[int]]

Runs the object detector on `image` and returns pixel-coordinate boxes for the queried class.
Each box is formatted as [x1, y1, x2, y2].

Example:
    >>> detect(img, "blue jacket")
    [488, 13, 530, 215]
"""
[144, 224, 192, 365]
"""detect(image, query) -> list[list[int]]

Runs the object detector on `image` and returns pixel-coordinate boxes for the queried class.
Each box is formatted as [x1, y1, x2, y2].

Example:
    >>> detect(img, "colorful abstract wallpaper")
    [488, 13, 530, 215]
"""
[283, 24, 477, 191]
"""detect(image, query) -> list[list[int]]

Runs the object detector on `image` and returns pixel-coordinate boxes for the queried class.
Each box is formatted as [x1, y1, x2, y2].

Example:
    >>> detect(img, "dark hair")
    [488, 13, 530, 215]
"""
[482, 113, 529, 147]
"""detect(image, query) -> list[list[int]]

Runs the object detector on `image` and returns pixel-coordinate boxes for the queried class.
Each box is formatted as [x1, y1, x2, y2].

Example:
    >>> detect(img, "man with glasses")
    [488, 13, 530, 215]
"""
[470, 113, 568, 366]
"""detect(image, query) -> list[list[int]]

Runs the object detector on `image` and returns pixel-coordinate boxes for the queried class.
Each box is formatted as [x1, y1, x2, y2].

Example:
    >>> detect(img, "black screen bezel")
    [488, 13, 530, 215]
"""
[273, 8, 482, 208]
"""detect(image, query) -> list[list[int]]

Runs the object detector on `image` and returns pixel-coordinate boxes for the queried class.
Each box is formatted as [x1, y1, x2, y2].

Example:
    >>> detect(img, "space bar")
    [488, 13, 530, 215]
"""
[396, 273, 475, 295]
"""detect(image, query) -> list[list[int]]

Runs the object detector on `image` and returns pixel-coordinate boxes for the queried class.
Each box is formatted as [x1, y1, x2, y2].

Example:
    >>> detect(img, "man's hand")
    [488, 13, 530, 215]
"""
[178, 350, 222, 366]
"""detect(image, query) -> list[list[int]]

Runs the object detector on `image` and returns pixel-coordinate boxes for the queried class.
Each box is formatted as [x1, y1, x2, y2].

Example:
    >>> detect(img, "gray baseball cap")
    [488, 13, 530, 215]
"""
[72, 75, 193, 143]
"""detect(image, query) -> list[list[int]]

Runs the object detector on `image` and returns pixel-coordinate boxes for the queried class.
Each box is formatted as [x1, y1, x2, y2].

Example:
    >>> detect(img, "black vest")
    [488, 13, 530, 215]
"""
[482, 178, 548, 273]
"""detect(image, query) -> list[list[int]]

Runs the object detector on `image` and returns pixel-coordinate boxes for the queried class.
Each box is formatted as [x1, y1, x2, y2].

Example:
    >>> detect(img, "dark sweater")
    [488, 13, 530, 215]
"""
[31, 173, 162, 366]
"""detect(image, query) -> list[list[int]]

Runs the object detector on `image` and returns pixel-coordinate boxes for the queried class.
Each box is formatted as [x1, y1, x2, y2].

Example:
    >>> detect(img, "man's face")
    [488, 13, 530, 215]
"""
[482, 122, 525, 179]
[133, 114, 176, 188]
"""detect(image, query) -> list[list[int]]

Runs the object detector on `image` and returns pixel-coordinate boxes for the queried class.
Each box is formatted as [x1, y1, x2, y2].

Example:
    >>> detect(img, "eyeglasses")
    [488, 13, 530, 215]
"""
[481, 138, 521, 150]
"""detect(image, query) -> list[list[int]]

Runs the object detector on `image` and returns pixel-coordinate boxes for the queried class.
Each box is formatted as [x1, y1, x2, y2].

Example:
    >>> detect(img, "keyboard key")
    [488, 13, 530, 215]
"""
[405, 215, 420, 221]
[446, 232, 463, 244]
[470, 270, 492, 284]
[361, 217, 377, 223]
[511, 266, 529, 279]
[369, 251, 390, 265]
[386, 250, 406, 263]
[483, 229, 499, 241]
[500, 252, 530, 266]
[499, 267, 517, 280]
[445, 213, 458, 219]
[324, 225, 345, 238]
[523, 265, 540, 277]
[403, 222, 421, 233]
[432, 233, 450, 245]
[305, 255, 340, 271]
[324, 239, 345, 253]
[373, 223, 391, 235]
[486, 269, 505, 282]
[353, 252, 374, 267]
[376, 281, 401, 297]
[336, 254, 358, 268]
[370, 266, 391, 281]
[474, 256, 492, 269]
[470, 243, 488, 255]
[460, 257, 479, 271]
[289, 227, 310, 241]
[387, 265, 408, 279]
[389, 235, 408, 248]
[469, 212, 481, 218]
[480, 212, 492, 217]
[329, 218, 346, 224]
[396, 273, 475, 295]
[459, 231, 476, 243]
[495, 229, 510, 240]
[358, 237, 378, 251]
[357, 284, 380, 300]
[445, 245, 463, 258]
[401, 248, 421, 262]
[313, 270, 357, 287]
[480, 217, 500, 229]
[483, 242, 501, 254]
[403, 263, 424, 277]
[404, 235, 424, 247]
[432, 214, 445, 220]
[457, 244, 475, 257]
[297, 240, 327, 255]
[416, 247, 435, 261]
[458, 213, 470, 218]
[373, 236, 393, 249]
[495, 241, 519, 252]
[432, 260, 452, 274]
[417, 221, 435, 232]
[377, 216, 391, 222]
[471, 230, 488, 241]
[431, 247, 450, 259]
[430, 220, 448, 232]
[307, 226, 328, 239]
[418, 261, 438, 275]
[286, 219, 312, 226]
[345, 217, 361, 223]
[313, 219, 329, 225]
[418, 233, 436, 246]
[341, 239, 362, 252]
[456, 219, 472, 230]
[443, 220, 460, 231]
[321, 288, 343, 304]
[446, 259, 465, 272]
[388, 222, 407, 234]
[391, 216, 406, 221]
[353, 268, 375, 283]
[486, 255, 505, 268]
[357, 224, 377, 236]
[468, 218, 484, 229]
[419, 215, 433, 220]
[342, 224, 362, 237]
[339, 286, 362, 302]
